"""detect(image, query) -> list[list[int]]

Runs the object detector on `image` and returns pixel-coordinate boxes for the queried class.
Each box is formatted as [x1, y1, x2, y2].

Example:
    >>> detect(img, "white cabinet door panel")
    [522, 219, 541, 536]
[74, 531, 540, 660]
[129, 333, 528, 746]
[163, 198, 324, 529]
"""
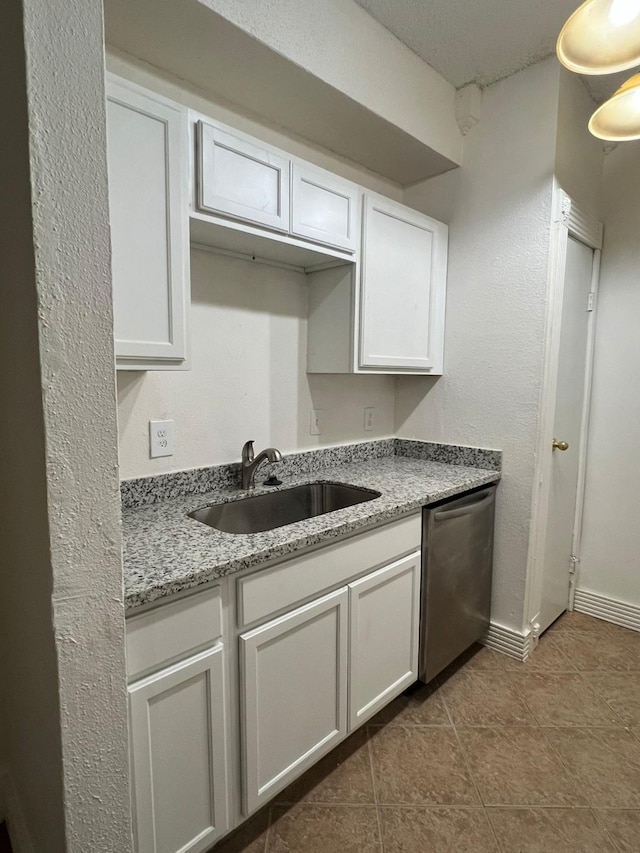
[197, 122, 290, 232]
[240, 588, 348, 815]
[129, 645, 228, 853]
[360, 195, 447, 372]
[291, 164, 358, 251]
[348, 551, 421, 729]
[107, 77, 188, 366]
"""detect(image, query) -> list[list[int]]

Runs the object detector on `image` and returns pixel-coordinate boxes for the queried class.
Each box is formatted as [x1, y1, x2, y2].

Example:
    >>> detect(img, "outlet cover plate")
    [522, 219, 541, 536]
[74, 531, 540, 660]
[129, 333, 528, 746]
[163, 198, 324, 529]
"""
[149, 419, 175, 458]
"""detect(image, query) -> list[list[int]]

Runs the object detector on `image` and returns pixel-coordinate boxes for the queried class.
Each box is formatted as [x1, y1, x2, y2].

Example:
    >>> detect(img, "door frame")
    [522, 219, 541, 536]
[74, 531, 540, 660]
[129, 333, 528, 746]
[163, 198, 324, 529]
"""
[524, 183, 603, 636]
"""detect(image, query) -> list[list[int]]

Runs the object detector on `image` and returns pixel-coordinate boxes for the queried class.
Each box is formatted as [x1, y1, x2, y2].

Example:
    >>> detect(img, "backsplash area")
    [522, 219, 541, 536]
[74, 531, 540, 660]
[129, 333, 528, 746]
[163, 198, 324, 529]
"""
[120, 438, 501, 509]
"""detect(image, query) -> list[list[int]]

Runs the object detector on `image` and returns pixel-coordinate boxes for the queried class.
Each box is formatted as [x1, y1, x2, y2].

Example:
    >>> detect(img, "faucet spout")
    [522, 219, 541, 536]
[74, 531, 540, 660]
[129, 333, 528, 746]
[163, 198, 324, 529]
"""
[241, 441, 283, 490]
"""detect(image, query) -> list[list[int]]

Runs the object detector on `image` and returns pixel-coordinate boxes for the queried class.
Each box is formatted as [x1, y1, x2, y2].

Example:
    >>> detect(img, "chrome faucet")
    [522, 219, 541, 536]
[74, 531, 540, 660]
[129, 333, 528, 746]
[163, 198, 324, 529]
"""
[241, 440, 283, 490]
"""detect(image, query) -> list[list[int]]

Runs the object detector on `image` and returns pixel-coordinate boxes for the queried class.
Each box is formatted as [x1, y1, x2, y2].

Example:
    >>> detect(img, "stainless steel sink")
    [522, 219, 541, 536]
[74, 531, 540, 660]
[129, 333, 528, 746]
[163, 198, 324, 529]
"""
[188, 482, 381, 534]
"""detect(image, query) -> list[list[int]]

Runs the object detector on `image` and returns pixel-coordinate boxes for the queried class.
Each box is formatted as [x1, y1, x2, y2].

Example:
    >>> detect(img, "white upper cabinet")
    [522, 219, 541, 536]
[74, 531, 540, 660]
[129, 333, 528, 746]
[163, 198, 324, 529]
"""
[196, 121, 290, 232]
[360, 194, 448, 372]
[106, 76, 189, 370]
[291, 163, 358, 252]
[307, 195, 448, 375]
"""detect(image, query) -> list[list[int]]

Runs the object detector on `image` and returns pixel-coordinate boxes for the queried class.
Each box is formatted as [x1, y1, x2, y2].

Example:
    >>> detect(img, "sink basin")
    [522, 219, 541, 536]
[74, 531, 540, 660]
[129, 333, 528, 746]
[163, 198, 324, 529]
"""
[188, 482, 381, 534]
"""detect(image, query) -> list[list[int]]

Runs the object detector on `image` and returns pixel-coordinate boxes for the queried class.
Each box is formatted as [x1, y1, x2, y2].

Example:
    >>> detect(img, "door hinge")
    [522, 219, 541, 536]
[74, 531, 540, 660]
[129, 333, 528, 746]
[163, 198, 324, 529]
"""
[569, 554, 580, 574]
[587, 292, 595, 312]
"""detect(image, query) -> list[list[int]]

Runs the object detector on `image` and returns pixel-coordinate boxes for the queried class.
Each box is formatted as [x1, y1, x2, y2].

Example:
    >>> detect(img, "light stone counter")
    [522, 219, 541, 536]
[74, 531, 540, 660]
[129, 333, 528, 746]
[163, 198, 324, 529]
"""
[122, 440, 500, 612]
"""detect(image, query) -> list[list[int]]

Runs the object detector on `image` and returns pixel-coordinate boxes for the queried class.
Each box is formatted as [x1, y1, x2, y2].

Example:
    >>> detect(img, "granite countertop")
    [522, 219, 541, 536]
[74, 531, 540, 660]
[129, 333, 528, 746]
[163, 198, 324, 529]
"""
[122, 441, 501, 612]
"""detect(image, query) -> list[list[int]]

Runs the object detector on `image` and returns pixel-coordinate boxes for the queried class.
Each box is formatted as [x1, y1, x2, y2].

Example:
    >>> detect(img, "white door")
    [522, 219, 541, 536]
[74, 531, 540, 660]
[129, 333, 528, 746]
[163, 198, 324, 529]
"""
[539, 236, 595, 631]
[128, 645, 228, 853]
[359, 194, 447, 373]
[348, 552, 421, 729]
[239, 588, 348, 815]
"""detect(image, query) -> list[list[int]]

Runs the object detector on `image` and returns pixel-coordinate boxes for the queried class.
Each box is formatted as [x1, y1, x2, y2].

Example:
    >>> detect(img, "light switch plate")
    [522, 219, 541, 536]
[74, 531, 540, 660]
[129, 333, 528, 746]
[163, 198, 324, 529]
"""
[149, 419, 175, 458]
[309, 409, 323, 436]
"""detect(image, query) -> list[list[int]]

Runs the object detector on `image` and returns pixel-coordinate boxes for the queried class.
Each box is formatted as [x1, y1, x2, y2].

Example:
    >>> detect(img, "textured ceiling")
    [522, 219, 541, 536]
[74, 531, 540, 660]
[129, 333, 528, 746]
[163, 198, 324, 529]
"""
[353, 0, 627, 102]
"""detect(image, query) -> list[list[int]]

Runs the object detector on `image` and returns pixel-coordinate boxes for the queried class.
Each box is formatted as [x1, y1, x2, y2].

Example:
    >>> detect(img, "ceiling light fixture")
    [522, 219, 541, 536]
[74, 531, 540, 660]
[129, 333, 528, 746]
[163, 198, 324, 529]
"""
[557, 0, 640, 74]
[588, 72, 640, 137]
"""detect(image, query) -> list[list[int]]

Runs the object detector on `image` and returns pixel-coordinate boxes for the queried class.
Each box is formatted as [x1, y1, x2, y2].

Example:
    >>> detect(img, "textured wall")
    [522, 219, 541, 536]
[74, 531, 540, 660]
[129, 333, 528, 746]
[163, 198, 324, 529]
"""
[0, 2, 65, 848]
[17, 0, 133, 849]
[579, 144, 640, 608]
[396, 59, 560, 632]
[555, 70, 603, 217]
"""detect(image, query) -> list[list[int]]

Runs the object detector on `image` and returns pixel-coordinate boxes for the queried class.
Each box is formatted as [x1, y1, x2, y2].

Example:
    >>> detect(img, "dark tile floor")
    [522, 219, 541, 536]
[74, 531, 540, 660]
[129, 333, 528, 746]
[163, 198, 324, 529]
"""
[215, 611, 640, 852]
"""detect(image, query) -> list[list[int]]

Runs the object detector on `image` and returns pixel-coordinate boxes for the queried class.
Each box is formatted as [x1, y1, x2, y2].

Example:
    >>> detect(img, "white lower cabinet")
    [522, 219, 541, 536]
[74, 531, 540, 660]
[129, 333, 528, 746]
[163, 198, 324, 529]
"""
[239, 546, 421, 815]
[239, 588, 349, 815]
[128, 644, 229, 853]
[348, 552, 421, 729]
[126, 517, 423, 849]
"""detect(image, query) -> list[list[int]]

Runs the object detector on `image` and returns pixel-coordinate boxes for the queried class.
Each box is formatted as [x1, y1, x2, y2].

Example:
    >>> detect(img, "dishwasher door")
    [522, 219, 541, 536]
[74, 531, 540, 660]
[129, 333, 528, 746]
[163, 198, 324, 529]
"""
[419, 484, 496, 683]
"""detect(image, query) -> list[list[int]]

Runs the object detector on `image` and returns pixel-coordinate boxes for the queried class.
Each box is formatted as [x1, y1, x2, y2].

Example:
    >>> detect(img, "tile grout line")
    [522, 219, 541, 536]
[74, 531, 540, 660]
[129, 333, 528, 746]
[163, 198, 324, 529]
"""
[364, 726, 386, 853]
[437, 678, 507, 853]
[580, 671, 634, 729]
[589, 807, 627, 853]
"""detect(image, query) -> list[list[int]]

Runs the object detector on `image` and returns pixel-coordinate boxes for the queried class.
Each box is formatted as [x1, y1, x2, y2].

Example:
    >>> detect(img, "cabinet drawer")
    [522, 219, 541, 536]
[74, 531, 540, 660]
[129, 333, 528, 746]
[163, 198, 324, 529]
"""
[237, 513, 421, 628]
[126, 587, 222, 681]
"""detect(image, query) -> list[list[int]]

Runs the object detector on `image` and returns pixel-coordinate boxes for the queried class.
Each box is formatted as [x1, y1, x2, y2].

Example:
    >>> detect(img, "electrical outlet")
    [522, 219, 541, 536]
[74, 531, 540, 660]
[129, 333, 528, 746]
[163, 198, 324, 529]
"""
[309, 409, 323, 436]
[363, 407, 376, 431]
[149, 419, 175, 458]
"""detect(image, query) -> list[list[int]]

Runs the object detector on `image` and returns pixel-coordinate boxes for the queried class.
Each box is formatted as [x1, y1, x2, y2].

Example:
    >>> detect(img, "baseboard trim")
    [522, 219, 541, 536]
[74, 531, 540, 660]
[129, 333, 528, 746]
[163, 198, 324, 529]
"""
[574, 588, 640, 633]
[481, 620, 533, 661]
[0, 766, 34, 853]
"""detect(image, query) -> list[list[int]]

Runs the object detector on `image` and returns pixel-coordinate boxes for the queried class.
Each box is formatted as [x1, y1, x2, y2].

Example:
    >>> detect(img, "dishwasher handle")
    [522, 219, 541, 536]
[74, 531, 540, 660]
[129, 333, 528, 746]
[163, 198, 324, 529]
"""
[432, 488, 495, 522]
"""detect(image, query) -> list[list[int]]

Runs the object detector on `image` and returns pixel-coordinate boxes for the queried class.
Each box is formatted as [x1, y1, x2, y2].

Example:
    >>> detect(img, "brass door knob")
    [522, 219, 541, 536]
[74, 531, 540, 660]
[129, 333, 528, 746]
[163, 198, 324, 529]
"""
[552, 439, 569, 451]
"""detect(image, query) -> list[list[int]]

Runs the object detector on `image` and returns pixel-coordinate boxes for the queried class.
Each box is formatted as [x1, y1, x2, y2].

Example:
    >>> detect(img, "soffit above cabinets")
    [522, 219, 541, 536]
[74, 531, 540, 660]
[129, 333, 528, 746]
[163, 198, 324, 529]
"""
[103, 0, 459, 186]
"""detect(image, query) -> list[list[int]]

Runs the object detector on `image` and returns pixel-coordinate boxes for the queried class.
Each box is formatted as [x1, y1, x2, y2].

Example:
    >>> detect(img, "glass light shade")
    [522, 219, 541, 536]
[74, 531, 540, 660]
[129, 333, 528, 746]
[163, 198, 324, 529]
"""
[557, 0, 640, 74]
[589, 72, 640, 138]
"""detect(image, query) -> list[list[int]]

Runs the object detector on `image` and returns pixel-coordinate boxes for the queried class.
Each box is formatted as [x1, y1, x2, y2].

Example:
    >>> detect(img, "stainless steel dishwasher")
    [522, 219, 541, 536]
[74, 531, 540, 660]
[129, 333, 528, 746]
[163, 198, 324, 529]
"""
[419, 484, 497, 683]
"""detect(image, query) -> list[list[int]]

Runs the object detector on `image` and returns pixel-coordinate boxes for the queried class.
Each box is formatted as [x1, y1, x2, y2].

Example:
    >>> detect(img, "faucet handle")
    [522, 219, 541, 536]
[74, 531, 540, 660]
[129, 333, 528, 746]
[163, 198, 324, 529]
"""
[242, 440, 255, 463]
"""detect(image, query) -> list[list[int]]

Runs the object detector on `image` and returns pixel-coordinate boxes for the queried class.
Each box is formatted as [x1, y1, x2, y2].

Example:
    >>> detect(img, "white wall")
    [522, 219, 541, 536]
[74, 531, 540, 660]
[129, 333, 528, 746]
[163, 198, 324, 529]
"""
[555, 70, 603, 217]
[111, 54, 398, 480]
[118, 249, 396, 478]
[200, 0, 461, 165]
[579, 143, 640, 610]
[396, 58, 561, 632]
[0, 1, 132, 850]
[0, 4, 67, 846]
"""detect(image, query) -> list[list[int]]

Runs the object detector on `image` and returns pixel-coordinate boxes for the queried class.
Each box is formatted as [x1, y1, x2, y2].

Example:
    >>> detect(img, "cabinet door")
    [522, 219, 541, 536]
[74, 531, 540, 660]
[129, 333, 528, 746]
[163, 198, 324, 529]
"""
[240, 588, 348, 815]
[106, 77, 188, 368]
[129, 645, 228, 853]
[291, 163, 358, 251]
[360, 195, 448, 372]
[348, 551, 421, 729]
[197, 121, 290, 232]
